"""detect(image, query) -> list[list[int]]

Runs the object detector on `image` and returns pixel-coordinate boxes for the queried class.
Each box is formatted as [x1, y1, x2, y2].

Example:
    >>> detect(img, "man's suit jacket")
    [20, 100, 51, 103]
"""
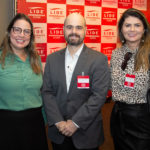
[42, 45, 110, 149]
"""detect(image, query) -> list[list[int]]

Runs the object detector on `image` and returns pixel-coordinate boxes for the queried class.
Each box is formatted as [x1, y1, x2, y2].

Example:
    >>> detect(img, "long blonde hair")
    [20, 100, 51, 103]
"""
[118, 8, 150, 71]
[0, 13, 42, 74]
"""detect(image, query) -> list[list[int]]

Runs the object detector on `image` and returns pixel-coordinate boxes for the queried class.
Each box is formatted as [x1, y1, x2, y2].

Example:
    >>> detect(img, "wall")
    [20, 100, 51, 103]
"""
[0, 0, 15, 44]
[16, 0, 150, 65]
[148, 0, 150, 23]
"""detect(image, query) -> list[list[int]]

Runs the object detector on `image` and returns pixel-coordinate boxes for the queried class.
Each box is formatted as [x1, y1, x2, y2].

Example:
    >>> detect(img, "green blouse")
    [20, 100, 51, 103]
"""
[0, 53, 43, 111]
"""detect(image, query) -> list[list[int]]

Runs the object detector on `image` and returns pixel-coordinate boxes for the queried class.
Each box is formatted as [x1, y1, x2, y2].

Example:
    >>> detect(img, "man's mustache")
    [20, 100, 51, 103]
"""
[68, 34, 80, 38]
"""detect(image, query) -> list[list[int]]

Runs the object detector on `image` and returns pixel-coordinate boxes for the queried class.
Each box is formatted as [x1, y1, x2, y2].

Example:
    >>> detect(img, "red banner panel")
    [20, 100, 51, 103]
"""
[85, 25, 101, 43]
[102, 7, 117, 25]
[47, 23, 65, 43]
[18, 3, 47, 23]
[35, 43, 47, 62]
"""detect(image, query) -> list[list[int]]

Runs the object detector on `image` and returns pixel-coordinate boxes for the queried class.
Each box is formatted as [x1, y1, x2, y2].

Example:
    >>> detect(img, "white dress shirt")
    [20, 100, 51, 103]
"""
[64, 44, 84, 128]
[65, 44, 84, 93]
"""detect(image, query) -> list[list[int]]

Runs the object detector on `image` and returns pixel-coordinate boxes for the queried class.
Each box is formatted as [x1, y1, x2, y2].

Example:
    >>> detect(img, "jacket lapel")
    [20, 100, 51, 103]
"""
[59, 49, 67, 94]
[68, 45, 88, 95]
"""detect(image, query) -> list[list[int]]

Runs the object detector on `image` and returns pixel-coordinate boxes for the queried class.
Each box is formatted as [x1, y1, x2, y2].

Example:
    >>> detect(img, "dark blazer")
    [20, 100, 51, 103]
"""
[42, 45, 110, 149]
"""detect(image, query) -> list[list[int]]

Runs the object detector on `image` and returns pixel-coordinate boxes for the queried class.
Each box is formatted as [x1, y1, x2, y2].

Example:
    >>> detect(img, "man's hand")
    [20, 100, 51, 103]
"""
[61, 120, 78, 137]
[55, 121, 67, 133]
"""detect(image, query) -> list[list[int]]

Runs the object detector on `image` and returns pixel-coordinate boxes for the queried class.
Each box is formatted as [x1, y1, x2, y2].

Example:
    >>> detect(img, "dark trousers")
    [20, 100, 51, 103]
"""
[52, 137, 99, 150]
[111, 102, 150, 150]
[0, 107, 49, 150]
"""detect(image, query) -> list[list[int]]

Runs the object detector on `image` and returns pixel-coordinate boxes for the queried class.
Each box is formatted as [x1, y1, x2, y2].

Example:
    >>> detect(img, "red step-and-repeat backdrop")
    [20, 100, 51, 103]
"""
[17, 0, 150, 66]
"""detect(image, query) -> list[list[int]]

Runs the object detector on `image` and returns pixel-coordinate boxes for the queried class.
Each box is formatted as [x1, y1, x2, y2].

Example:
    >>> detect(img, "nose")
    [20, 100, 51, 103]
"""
[19, 30, 24, 36]
[130, 25, 135, 31]
[72, 27, 77, 33]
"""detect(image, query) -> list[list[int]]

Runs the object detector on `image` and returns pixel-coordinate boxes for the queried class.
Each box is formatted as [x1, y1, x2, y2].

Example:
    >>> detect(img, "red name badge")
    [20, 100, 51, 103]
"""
[77, 76, 90, 89]
[124, 74, 135, 88]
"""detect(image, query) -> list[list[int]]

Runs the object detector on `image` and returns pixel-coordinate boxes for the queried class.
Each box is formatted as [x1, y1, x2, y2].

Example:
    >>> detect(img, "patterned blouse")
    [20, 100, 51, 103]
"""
[110, 45, 149, 104]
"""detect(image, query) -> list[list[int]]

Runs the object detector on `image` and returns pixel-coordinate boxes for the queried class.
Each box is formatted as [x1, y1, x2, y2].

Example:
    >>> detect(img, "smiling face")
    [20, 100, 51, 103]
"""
[10, 19, 31, 52]
[63, 13, 86, 47]
[121, 16, 145, 46]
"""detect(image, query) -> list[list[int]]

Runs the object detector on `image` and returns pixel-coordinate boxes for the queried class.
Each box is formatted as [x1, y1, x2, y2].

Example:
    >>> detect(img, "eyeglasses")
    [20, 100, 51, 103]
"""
[121, 52, 132, 71]
[12, 27, 31, 36]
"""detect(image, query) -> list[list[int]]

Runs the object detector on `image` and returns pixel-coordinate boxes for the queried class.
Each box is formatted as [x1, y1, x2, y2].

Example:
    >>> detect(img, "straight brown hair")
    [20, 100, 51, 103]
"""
[0, 13, 42, 74]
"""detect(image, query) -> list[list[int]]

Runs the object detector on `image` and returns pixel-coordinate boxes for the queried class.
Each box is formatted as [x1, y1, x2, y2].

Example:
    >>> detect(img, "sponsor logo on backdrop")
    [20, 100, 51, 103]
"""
[33, 23, 47, 43]
[85, 6, 101, 25]
[47, 0, 66, 4]
[102, 8, 117, 25]
[47, 24, 65, 43]
[67, 0, 85, 5]
[18, 3, 46, 23]
[67, 5, 84, 16]
[133, 0, 147, 10]
[118, 0, 132, 9]
[85, 25, 101, 43]
[85, 0, 101, 6]
[85, 43, 101, 52]
[47, 4, 66, 23]
[102, 0, 117, 8]
[35, 43, 47, 62]
[47, 43, 66, 55]
[26, 0, 47, 3]
[101, 43, 116, 63]
[101, 25, 117, 43]
[27, 4, 46, 23]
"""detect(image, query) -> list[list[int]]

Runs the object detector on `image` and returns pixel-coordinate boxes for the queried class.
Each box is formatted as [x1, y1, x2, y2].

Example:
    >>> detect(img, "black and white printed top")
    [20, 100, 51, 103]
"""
[110, 45, 149, 104]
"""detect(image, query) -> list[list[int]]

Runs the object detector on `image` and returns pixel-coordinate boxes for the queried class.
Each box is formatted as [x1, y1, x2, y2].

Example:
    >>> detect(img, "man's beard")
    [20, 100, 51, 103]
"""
[65, 33, 84, 46]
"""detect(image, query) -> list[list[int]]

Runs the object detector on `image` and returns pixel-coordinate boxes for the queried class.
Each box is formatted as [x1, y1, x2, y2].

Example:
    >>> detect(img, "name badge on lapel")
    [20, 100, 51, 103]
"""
[77, 74, 90, 89]
[124, 74, 135, 88]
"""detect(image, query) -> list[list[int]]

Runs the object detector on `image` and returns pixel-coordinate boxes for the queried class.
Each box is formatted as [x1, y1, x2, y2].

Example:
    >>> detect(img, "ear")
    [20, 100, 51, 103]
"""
[143, 29, 145, 34]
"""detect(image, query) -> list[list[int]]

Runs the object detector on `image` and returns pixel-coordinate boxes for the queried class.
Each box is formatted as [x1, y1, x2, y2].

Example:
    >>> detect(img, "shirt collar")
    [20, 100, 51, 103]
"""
[122, 44, 138, 55]
[66, 44, 84, 57]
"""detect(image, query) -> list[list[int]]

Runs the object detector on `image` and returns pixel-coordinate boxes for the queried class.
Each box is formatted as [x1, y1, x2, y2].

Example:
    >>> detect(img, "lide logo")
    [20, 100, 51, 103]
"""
[103, 29, 115, 36]
[102, 8, 117, 25]
[47, 24, 65, 43]
[85, 6, 101, 25]
[20, 3, 46, 22]
[48, 27, 63, 35]
[47, 4, 66, 23]
[33, 23, 47, 43]
[29, 7, 45, 14]
[101, 26, 117, 43]
[49, 8, 64, 15]
[87, 10, 99, 18]
[85, 25, 101, 43]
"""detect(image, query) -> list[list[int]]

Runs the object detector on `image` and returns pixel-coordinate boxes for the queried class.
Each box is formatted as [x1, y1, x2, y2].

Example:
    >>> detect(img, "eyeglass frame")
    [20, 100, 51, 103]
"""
[121, 52, 132, 71]
[11, 26, 32, 36]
